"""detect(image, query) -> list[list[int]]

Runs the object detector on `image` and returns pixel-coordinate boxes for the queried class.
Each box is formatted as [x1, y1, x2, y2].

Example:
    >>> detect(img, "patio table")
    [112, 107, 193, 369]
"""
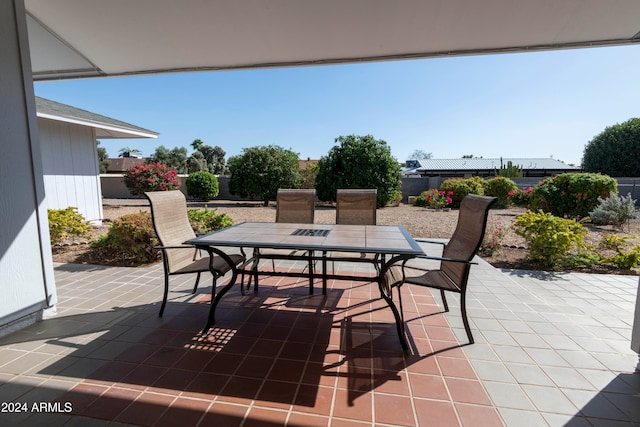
[187, 222, 425, 351]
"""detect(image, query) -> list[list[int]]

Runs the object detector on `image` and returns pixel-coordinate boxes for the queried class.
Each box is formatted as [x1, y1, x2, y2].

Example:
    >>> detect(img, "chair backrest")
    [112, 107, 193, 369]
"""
[275, 189, 316, 223]
[336, 189, 377, 225]
[441, 194, 497, 287]
[145, 190, 198, 273]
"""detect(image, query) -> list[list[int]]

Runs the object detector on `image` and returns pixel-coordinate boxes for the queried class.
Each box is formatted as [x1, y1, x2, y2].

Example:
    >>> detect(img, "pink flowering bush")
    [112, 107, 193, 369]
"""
[414, 189, 453, 209]
[508, 187, 532, 207]
[123, 162, 181, 195]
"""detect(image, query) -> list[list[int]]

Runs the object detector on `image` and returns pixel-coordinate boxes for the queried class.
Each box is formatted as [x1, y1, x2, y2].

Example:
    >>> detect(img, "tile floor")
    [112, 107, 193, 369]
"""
[0, 242, 639, 426]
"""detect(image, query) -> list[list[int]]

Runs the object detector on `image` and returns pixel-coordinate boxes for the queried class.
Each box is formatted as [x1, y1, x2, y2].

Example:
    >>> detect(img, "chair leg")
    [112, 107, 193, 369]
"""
[192, 272, 201, 294]
[440, 289, 449, 312]
[239, 271, 246, 296]
[251, 249, 260, 293]
[159, 270, 170, 317]
[396, 284, 406, 326]
[460, 291, 474, 344]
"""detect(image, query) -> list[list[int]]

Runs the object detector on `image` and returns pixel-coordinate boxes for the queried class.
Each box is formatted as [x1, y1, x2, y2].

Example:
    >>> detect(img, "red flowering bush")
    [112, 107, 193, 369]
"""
[414, 189, 453, 209]
[123, 162, 181, 195]
[508, 187, 532, 207]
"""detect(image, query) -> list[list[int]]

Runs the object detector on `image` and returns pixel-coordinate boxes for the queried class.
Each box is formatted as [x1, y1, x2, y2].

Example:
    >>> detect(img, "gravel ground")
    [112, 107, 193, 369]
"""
[100, 199, 524, 244]
[56, 198, 638, 274]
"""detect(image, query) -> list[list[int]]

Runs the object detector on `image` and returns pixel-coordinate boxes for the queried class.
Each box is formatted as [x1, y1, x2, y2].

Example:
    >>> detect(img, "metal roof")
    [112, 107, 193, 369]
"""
[413, 157, 580, 171]
[25, 0, 640, 81]
[35, 97, 158, 139]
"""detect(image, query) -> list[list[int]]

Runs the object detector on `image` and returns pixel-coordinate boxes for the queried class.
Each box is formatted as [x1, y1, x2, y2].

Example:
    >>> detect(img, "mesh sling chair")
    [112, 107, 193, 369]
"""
[384, 194, 497, 344]
[145, 190, 246, 316]
[250, 189, 316, 292]
[327, 189, 379, 272]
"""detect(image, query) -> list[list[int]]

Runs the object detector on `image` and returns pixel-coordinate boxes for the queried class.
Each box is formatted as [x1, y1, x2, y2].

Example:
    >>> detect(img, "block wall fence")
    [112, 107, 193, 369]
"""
[100, 175, 640, 205]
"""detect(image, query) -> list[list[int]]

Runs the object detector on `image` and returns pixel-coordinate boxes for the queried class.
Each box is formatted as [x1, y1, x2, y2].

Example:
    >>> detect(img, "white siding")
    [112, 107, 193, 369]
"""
[39, 118, 104, 224]
[0, 0, 56, 334]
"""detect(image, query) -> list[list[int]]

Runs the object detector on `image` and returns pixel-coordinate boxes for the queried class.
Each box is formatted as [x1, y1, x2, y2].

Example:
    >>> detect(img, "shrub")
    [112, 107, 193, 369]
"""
[187, 208, 233, 235]
[439, 177, 485, 208]
[93, 212, 159, 264]
[513, 210, 589, 268]
[483, 176, 518, 208]
[48, 207, 92, 245]
[123, 162, 180, 196]
[185, 171, 219, 201]
[387, 190, 403, 207]
[480, 221, 508, 256]
[528, 173, 618, 218]
[414, 189, 453, 209]
[589, 191, 637, 229]
[597, 234, 640, 269]
[508, 187, 532, 207]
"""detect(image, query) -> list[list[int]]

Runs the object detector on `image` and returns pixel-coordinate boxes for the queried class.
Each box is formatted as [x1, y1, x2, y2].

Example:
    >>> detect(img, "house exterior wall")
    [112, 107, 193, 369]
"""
[39, 118, 104, 225]
[0, 0, 57, 336]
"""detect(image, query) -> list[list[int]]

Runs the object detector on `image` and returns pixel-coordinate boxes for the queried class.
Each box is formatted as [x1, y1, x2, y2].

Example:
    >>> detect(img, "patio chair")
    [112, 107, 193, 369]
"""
[275, 188, 315, 224]
[336, 188, 377, 225]
[328, 189, 379, 272]
[252, 189, 316, 288]
[145, 190, 245, 317]
[384, 194, 497, 344]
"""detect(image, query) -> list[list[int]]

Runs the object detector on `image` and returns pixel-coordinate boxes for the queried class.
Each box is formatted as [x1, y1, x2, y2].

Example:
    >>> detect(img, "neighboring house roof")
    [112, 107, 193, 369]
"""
[418, 157, 578, 170]
[107, 158, 146, 173]
[35, 97, 159, 139]
[403, 157, 580, 175]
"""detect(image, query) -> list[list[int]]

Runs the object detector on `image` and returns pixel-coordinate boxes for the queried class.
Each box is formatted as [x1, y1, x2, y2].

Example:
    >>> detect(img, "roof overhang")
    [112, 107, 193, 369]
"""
[35, 97, 159, 139]
[25, 0, 640, 81]
[37, 112, 159, 139]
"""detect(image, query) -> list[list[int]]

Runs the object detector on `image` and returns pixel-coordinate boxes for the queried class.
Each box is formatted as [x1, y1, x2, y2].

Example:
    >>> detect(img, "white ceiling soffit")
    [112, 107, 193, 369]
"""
[26, 0, 640, 81]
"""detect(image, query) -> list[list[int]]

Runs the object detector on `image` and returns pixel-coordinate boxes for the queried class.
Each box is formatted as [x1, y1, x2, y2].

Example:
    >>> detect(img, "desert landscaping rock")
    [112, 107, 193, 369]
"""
[52, 200, 639, 274]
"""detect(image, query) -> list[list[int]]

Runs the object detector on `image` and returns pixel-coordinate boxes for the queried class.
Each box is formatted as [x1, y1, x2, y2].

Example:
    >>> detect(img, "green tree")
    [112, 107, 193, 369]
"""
[495, 159, 523, 178]
[582, 118, 640, 176]
[96, 141, 109, 173]
[228, 145, 301, 205]
[191, 138, 205, 151]
[315, 134, 402, 207]
[186, 151, 207, 173]
[300, 161, 319, 189]
[199, 145, 227, 174]
[149, 145, 188, 173]
[408, 149, 432, 160]
[188, 139, 227, 174]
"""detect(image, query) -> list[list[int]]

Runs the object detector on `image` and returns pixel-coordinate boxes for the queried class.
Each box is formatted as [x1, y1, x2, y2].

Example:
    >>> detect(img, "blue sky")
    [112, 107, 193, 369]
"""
[34, 44, 640, 166]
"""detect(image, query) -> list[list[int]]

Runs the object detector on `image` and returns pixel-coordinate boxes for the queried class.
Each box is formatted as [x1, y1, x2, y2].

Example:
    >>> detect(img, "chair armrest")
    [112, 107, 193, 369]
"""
[153, 244, 197, 250]
[414, 239, 446, 247]
[402, 254, 477, 269]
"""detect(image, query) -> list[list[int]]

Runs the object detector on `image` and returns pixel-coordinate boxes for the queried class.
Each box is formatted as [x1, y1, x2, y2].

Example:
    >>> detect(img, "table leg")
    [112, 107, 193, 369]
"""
[308, 250, 314, 295]
[204, 268, 238, 331]
[322, 253, 327, 295]
[200, 246, 241, 332]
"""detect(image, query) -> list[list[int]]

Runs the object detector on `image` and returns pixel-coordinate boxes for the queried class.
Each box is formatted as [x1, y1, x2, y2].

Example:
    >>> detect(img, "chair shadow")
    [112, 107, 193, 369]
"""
[328, 303, 471, 406]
